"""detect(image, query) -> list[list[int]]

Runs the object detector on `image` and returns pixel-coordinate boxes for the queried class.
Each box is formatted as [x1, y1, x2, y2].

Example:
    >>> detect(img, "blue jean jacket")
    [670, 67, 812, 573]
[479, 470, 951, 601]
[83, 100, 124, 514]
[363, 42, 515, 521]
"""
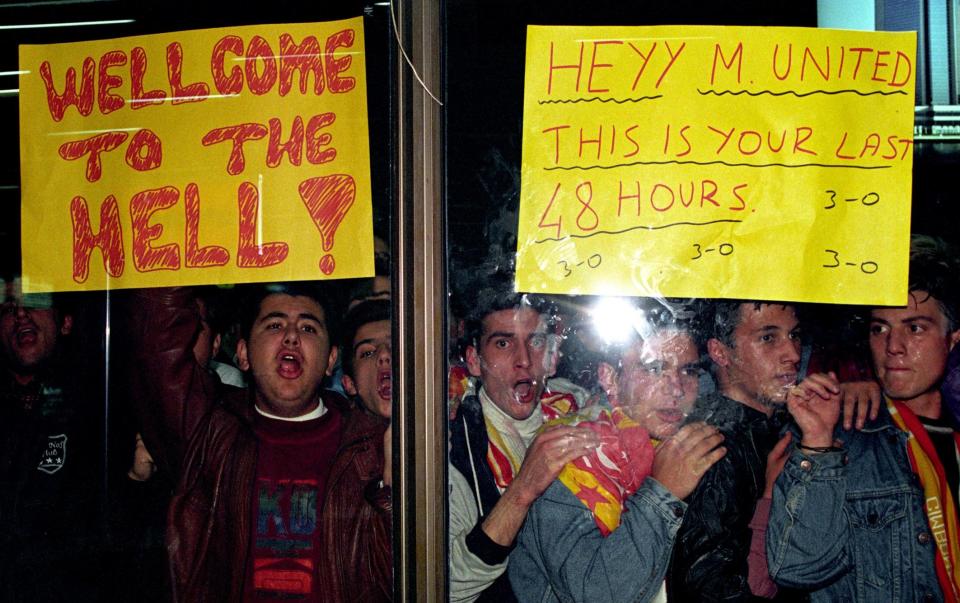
[508, 476, 685, 603]
[766, 409, 944, 602]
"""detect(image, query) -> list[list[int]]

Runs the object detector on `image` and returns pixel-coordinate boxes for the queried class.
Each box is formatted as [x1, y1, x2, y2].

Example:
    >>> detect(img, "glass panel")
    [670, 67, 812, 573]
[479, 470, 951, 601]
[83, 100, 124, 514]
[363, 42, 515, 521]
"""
[1, 3, 396, 601]
[445, 2, 960, 602]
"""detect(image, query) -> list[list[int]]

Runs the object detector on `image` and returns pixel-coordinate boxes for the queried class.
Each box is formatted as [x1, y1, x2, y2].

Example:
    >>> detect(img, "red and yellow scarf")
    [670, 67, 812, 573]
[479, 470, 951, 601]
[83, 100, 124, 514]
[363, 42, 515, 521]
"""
[889, 398, 960, 602]
[485, 390, 579, 490]
[555, 406, 656, 536]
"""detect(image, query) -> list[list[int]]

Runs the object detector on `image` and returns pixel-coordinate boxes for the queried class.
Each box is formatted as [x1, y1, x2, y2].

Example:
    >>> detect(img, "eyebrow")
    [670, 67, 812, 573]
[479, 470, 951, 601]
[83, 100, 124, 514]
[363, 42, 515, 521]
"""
[353, 336, 389, 353]
[484, 331, 516, 341]
[872, 315, 938, 325]
[259, 311, 324, 324]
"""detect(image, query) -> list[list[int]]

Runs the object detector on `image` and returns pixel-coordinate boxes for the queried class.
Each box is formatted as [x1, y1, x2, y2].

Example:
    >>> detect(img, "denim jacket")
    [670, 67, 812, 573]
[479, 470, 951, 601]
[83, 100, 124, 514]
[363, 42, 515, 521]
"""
[766, 406, 943, 602]
[508, 476, 685, 603]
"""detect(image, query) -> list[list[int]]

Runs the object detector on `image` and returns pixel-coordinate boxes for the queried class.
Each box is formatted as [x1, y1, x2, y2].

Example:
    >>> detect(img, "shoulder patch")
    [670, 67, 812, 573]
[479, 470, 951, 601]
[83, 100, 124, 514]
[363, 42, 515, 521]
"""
[37, 433, 68, 474]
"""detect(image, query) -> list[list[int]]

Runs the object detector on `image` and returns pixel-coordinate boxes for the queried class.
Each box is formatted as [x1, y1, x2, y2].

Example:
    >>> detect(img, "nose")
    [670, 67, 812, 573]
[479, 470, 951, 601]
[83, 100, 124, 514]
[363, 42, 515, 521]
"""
[515, 342, 532, 368]
[886, 328, 906, 355]
[781, 339, 801, 366]
[282, 325, 300, 346]
[377, 343, 391, 367]
[662, 369, 685, 399]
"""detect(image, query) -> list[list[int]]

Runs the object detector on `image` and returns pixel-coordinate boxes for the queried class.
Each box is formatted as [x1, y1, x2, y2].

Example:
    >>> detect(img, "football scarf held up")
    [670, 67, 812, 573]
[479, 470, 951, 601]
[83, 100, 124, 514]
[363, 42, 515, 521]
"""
[889, 398, 960, 602]
[483, 390, 579, 490]
[555, 406, 656, 536]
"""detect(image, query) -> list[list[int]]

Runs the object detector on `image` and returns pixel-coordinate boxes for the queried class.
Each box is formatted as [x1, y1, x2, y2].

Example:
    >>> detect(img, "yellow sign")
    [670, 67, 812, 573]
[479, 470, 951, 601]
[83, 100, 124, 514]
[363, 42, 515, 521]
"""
[19, 18, 373, 292]
[517, 26, 916, 305]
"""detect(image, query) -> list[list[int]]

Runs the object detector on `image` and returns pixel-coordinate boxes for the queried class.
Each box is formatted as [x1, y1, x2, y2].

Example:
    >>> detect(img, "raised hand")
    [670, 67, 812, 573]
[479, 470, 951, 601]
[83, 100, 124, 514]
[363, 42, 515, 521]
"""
[652, 422, 726, 500]
[511, 425, 601, 506]
[786, 372, 841, 449]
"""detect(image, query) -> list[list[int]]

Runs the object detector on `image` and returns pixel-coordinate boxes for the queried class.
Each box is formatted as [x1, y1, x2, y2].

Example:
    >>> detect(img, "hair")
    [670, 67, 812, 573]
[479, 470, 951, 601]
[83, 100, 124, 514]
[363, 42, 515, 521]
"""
[340, 299, 391, 378]
[238, 282, 337, 343]
[595, 298, 703, 370]
[908, 234, 960, 332]
[194, 286, 228, 336]
[707, 300, 798, 347]
[460, 271, 558, 354]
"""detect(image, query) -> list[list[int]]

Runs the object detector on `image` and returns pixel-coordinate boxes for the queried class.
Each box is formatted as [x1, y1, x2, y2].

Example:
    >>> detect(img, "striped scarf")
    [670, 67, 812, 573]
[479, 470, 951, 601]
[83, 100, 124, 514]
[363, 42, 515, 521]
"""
[889, 398, 960, 602]
[482, 388, 579, 491]
[556, 405, 656, 536]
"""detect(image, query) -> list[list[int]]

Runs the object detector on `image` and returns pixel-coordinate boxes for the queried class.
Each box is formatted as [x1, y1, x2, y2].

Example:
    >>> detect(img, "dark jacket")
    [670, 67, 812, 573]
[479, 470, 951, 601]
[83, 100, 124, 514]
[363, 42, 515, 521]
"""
[126, 287, 391, 603]
[0, 370, 105, 602]
[668, 393, 788, 602]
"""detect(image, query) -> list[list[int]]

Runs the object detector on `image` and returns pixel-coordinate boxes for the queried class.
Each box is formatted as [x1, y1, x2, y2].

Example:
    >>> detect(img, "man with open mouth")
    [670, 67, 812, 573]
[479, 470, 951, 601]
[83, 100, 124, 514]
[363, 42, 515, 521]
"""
[0, 277, 106, 601]
[129, 284, 391, 603]
[449, 277, 599, 602]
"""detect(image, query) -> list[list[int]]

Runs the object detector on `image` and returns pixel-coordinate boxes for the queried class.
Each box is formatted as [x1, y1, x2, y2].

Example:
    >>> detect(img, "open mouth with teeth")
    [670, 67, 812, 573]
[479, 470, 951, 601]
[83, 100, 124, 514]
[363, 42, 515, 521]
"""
[513, 379, 536, 405]
[15, 325, 38, 347]
[377, 370, 392, 400]
[277, 351, 303, 379]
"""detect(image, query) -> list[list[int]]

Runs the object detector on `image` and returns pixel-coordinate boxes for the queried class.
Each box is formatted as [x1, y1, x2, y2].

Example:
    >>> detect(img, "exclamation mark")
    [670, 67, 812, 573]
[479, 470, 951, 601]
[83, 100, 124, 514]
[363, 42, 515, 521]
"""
[297, 174, 356, 275]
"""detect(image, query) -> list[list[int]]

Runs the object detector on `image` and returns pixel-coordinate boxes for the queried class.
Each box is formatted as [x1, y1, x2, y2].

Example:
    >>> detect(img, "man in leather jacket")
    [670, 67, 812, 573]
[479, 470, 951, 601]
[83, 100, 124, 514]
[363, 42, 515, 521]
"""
[126, 285, 390, 602]
[668, 301, 802, 602]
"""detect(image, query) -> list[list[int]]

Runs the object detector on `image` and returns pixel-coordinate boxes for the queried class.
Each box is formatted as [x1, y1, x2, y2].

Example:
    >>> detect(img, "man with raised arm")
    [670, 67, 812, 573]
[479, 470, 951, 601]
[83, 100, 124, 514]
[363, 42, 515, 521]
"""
[448, 278, 599, 603]
[508, 300, 726, 603]
[768, 235, 960, 601]
[665, 300, 804, 602]
[126, 285, 390, 602]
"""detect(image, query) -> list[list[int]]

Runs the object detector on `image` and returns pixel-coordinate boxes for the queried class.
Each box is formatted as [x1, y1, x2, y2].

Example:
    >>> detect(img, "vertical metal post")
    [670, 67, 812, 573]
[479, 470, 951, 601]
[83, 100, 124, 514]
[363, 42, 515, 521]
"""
[394, 0, 445, 600]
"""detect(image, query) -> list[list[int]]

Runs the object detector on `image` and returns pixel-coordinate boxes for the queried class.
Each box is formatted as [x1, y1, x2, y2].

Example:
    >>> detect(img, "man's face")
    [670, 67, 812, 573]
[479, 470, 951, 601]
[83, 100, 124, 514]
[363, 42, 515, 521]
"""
[870, 291, 960, 405]
[603, 330, 700, 439]
[237, 294, 337, 418]
[711, 304, 801, 410]
[342, 319, 392, 419]
[0, 295, 70, 383]
[466, 307, 557, 421]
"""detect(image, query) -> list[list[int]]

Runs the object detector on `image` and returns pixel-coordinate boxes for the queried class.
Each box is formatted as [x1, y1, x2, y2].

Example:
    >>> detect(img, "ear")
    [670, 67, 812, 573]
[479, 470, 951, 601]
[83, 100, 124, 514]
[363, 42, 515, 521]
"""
[597, 362, 619, 401]
[211, 333, 222, 359]
[342, 374, 358, 396]
[236, 339, 250, 371]
[707, 338, 730, 368]
[325, 345, 339, 377]
[466, 345, 482, 378]
[60, 315, 73, 336]
[950, 329, 960, 353]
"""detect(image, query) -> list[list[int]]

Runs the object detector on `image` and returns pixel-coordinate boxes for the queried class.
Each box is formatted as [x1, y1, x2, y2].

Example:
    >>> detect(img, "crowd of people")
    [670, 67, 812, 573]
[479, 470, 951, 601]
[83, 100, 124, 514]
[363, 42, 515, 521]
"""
[2, 233, 960, 602]
[449, 234, 960, 603]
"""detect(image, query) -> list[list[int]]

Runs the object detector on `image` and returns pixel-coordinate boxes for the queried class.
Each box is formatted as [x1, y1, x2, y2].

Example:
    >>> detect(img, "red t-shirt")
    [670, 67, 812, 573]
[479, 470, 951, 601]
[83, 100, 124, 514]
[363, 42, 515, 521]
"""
[243, 406, 342, 602]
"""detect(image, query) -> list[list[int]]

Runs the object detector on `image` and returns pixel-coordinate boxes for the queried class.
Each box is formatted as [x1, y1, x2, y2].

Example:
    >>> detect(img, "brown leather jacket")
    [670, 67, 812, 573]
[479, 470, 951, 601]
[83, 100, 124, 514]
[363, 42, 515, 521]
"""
[124, 287, 391, 602]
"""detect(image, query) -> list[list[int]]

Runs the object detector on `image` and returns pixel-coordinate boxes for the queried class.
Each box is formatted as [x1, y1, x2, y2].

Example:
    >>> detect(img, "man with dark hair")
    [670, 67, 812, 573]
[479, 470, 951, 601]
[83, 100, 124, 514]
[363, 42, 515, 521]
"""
[0, 278, 104, 601]
[449, 279, 599, 602]
[128, 284, 390, 602]
[666, 299, 807, 601]
[509, 300, 727, 602]
[769, 235, 960, 601]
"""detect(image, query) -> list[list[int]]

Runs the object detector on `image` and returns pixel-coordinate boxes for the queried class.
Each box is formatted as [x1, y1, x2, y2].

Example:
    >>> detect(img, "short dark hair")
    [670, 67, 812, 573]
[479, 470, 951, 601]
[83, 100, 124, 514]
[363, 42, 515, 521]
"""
[461, 272, 558, 354]
[708, 300, 796, 347]
[340, 299, 391, 378]
[238, 282, 337, 343]
[908, 235, 960, 331]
